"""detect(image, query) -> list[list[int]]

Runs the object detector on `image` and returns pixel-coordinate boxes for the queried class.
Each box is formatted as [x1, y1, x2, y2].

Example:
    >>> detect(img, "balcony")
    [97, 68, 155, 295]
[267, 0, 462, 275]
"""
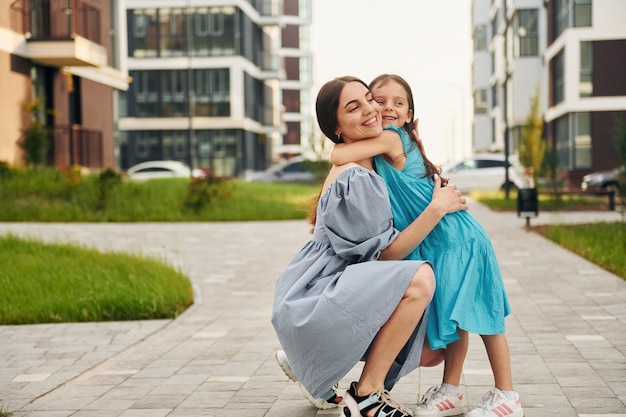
[10, 0, 106, 67]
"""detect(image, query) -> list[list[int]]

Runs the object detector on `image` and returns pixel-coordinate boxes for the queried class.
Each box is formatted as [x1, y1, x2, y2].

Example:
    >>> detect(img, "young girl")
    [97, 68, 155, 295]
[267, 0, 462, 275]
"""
[331, 74, 523, 417]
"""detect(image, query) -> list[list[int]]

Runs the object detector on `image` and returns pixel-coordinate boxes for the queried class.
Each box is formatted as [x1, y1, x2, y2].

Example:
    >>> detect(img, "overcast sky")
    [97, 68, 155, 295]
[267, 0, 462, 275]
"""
[309, 0, 473, 164]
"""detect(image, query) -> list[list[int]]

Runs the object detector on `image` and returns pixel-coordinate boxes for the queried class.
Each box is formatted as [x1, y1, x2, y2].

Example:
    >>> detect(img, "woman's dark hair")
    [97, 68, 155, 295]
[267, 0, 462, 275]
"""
[308, 76, 370, 228]
[316, 76, 370, 143]
[369, 74, 442, 182]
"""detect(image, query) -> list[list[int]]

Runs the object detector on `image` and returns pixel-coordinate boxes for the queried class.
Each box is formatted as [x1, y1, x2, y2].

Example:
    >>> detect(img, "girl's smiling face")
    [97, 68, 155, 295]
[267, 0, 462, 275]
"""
[335, 81, 383, 143]
[371, 80, 413, 129]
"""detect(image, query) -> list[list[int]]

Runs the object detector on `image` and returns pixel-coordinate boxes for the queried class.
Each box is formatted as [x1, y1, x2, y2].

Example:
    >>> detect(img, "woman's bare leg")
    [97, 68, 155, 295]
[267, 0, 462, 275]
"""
[356, 264, 435, 396]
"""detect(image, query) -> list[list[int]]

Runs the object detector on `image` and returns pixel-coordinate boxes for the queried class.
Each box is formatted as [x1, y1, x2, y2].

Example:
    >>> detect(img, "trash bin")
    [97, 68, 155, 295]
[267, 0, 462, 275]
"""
[517, 188, 538, 227]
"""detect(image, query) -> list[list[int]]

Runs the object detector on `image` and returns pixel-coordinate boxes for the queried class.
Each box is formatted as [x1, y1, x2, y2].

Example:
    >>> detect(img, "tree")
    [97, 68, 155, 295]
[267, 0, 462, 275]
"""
[19, 98, 49, 167]
[518, 87, 545, 187]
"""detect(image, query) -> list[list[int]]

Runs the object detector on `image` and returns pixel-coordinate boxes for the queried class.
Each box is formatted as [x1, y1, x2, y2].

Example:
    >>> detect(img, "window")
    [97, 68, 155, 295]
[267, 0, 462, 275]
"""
[516, 9, 539, 57]
[161, 70, 187, 117]
[574, 0, 592, 27]
[193, 69, 230, 117]
[554, 115, 570, 169]
[580, 41, 593, 97]
[474, 25, 487, 51]
[190, 7, 235, 56]
[551, 50, 565, 105]
[134, 131, 160, 159]
[553, 113, 592, 170]
[159, 8, 186, 57]
[574, 112, 592, 169]
[129, 9, 158, 57]
[133, 71, 159, 117]
[554, 0, 592, 39]
[162, 131, 188, 159]
[474, 89, 488, 114]
[194, 130, 237, 177]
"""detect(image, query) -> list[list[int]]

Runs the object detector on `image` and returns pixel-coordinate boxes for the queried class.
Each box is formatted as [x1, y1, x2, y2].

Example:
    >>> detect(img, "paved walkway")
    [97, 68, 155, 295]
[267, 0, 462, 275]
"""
[0, 202, 625, 417]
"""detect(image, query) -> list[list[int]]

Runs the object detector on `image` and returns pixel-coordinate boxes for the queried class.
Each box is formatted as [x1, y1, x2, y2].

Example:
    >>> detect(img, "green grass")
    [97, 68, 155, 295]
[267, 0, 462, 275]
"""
[474, 190, 626, 280]
[473, 190, 612, 211]
[0, 167, 320, 222]
[533, 222, 626, 279]
[0, 234, 194, 324]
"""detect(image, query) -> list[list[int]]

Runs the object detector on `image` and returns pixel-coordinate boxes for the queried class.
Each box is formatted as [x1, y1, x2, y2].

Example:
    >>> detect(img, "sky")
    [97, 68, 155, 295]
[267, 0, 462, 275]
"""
[309, 0, 473, 164]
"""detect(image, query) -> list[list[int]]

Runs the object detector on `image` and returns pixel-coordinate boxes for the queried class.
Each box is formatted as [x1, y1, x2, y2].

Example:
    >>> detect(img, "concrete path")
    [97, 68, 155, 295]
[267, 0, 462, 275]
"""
[0, 202, 624, 417]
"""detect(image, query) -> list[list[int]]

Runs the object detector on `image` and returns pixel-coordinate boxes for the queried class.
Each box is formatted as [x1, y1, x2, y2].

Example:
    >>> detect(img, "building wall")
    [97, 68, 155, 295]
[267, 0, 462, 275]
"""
[543, 0, 626, 186]
[1, 0, 122, 169]
[0, 51, 31, 165]
[472, 0, 492, 152]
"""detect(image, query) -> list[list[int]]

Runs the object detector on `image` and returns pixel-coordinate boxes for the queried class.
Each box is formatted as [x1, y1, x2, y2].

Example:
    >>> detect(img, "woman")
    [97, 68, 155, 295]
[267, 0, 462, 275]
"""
[271, 76, 467, 417]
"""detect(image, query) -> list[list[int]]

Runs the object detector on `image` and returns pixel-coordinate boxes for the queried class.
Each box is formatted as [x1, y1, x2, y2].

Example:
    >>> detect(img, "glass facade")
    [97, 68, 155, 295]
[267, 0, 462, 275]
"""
[123, 69, 230, 118]
[554, 0, 592, 39]
[121, 2, 296, 176]
[128, 7, 237, 58]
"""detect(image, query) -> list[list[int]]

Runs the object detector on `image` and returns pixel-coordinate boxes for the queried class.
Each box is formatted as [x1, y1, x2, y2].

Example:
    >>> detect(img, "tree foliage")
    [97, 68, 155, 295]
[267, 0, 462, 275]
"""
[518, 88, 545, 186]
[19, 98, 49, 167]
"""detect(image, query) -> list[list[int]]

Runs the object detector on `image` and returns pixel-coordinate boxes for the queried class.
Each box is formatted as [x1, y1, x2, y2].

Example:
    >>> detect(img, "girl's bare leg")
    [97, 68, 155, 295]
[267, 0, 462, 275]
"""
[442, 329, 468, 386]
[481, 333, 513, 391]
[356, 264, 435, 396]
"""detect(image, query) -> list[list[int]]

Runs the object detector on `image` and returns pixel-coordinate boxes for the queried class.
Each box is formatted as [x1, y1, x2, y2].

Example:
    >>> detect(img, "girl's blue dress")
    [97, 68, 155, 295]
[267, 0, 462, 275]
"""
[374, 126, 511, 350]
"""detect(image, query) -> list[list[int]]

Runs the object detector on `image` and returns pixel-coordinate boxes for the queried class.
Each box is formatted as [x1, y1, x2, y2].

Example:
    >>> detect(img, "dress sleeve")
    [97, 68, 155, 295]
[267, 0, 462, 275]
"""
[320, 167, 400, 262]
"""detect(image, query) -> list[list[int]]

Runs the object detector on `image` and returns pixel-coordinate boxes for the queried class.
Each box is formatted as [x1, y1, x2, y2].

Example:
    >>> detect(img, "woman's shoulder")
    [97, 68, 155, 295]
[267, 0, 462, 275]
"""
[322, 164, 382, 193]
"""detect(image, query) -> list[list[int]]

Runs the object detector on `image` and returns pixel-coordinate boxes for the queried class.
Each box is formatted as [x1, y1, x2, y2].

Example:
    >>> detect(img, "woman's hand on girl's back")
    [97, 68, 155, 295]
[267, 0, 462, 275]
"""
[431, 174, 468, 215]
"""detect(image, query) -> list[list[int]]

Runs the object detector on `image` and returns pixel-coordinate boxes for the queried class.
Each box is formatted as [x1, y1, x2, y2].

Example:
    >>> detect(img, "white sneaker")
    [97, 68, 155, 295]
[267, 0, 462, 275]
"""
[274, 350, 340, 409]
[466, 387, 523, 417]
[414, 385, 465, 416]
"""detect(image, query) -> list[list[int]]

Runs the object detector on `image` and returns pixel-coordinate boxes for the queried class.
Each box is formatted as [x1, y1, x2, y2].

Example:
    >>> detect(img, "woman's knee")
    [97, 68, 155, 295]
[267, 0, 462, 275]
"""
[406, 264, 435, 300]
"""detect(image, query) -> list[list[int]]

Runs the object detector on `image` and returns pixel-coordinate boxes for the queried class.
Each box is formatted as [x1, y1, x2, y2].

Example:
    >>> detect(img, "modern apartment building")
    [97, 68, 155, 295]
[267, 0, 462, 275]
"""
[119, 0, 311, 177]
[544, 0, 626, 186]
[473, 0, 626, 186]
[472, 0, 546, 154]
[0, 0, 129, 169]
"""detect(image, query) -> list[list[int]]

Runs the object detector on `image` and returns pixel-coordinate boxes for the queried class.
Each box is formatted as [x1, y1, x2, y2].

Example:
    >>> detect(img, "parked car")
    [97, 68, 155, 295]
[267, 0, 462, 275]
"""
[581, 165, 625, 191]
[440, 153, 524, 193]
[248, 156, 316, 183]
[127, 160, 204, 180]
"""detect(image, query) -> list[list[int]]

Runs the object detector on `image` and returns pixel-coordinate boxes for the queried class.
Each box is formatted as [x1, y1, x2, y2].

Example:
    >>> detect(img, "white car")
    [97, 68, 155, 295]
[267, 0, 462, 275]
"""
[440, 153, 524, 193]
[248, 156, 316, 183]
[127, 160, 204, 180]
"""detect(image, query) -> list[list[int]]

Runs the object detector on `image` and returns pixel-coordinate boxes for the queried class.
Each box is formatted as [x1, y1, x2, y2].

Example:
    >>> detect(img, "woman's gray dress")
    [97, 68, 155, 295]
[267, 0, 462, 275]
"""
[271, 166, 430, 398]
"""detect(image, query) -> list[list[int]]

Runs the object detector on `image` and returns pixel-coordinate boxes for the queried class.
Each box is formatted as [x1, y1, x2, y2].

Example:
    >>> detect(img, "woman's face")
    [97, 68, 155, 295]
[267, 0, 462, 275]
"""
[371, 80, 413, 129]
[335, 81, 383, 143]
